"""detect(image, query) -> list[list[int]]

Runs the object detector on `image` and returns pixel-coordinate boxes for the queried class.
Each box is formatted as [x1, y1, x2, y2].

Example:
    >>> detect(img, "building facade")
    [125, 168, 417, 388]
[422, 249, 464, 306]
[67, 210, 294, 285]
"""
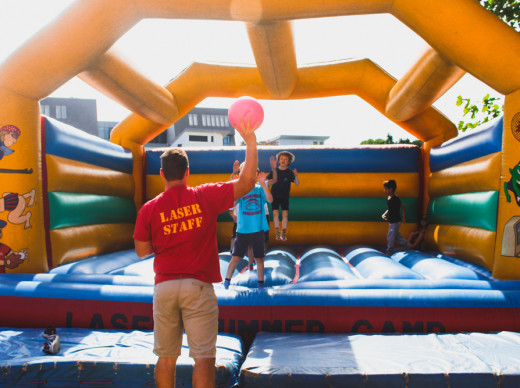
[40, 97, 236, 148]
[40, 97, 98, 136]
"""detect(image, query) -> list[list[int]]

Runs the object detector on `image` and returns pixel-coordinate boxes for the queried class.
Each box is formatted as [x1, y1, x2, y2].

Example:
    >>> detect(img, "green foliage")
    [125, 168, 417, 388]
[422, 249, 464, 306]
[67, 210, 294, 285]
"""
[480, 0, 520, 31]
[455, 0, 517, 132]
[456, 94, 503, 132]
[360, 133, 423, 146]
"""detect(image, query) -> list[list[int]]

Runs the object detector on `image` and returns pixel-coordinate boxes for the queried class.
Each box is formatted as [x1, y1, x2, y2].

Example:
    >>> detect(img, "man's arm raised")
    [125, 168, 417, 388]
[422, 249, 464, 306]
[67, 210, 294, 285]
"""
[233, 121, 258, 200]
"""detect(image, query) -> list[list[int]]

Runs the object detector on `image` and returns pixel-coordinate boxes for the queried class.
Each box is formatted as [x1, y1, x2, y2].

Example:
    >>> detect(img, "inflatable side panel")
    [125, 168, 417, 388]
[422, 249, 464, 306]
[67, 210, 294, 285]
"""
[494, 90, 520, 279]
[146, 146, 420, 175]
[147, 172, 419, 200]
[47, 155, 134, 197]
[429, 118, 502, 172]
[43, 118, 136, 268]
[428, 121, 503, 273]
[424, 224, 495, 270]
[0, 93, 45, 272]
[428, 152, 501, 198]
[427, 191, 498, 232]
[50, 223, 135, 267]
[147, 147, 420, 247]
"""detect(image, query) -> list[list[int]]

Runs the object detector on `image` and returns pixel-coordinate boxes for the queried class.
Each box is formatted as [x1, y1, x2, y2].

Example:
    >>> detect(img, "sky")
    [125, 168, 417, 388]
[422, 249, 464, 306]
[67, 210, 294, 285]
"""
[0, 0, 503, 146]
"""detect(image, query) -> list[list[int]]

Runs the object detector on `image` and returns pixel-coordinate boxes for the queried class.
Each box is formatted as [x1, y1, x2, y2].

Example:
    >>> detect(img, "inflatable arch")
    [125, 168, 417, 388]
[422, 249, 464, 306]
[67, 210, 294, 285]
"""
[0, 0, 519, 280]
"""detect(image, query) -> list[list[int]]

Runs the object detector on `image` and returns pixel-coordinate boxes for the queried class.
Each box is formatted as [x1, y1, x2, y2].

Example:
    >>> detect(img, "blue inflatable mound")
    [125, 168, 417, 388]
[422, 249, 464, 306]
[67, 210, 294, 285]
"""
[229, 249, 297, 288]
[344, 247, 424, 279]
[299, 247, 357, 282]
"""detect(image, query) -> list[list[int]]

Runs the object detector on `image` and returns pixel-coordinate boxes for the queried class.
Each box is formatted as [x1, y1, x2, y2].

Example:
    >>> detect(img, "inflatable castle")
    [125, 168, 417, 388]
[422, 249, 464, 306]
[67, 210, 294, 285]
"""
[1, 0, 520, 386]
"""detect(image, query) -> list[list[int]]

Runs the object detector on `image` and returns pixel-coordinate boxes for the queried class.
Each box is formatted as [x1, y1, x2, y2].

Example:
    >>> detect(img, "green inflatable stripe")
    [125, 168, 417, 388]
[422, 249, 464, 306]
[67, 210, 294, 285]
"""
[427, 191, 498, 232]
[218, 197, 418, 223]
[49, 192, 136, 230]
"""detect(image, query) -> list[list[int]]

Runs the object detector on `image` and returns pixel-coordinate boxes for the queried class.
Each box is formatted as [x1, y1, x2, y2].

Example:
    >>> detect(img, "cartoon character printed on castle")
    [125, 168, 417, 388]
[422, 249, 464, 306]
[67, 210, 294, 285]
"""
[0, 124, 32, 174]
[0, 220, 28, 273]
[504, 161, 520, 206]
[0, 124, 20, 161]
[0, 189, 36, 229]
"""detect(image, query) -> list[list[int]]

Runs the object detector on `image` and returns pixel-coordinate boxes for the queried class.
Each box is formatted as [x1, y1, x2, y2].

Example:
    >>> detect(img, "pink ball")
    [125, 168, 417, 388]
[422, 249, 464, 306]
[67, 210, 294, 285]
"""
[228, 97, 264, 130]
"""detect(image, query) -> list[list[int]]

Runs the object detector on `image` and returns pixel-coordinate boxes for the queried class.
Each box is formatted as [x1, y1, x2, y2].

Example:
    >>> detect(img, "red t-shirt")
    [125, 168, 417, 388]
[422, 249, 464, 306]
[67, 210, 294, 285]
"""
[133, 182, 234, 285]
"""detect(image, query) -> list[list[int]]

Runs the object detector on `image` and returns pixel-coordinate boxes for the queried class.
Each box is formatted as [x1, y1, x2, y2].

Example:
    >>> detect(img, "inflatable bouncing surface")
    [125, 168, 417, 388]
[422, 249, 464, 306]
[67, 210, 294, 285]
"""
[228, 97, 264, 130]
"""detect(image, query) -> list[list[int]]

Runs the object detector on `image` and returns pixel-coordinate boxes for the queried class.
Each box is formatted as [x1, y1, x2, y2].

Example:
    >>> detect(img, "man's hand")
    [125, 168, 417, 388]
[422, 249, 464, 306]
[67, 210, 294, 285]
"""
[293, 168, 298, 176]
[234, 118, 258, 145]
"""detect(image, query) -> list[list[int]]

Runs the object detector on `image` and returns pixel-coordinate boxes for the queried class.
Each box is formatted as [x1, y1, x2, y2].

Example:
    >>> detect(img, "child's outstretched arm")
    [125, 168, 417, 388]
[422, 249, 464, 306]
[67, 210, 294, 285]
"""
[382, 210, 388, 220]
[293, 168, 299, 186]
[259, 172, 273, 203]
[267, 156, 277, 186]
[229, 160, 240, 181]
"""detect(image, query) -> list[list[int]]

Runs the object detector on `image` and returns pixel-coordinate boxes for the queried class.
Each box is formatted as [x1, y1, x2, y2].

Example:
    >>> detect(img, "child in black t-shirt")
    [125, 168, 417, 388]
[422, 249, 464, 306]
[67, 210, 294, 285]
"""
[267, 151, 299, 241]
[382, 179, 410, 255]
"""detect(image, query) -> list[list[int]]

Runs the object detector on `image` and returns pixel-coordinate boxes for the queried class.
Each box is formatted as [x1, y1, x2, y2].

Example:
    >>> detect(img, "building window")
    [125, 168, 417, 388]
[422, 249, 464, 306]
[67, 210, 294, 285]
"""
[211, 136, 214, 142]
[41, 105, 50, 116]
[223, 135, 231, 145]
[56, 105, 67, 119]
[189, 135, 208, 142]
[188, 114, 198, 126]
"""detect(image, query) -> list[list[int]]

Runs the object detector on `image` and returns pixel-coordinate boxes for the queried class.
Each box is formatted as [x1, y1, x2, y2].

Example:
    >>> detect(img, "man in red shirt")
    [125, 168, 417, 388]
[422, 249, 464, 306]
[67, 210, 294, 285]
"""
[134, 124, 257, 388]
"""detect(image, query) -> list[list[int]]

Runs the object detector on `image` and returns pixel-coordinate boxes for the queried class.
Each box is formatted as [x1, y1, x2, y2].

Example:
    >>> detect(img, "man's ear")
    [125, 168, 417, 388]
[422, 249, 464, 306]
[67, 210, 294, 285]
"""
[184, 167, 190, 179]
[160, 169, 165, 180]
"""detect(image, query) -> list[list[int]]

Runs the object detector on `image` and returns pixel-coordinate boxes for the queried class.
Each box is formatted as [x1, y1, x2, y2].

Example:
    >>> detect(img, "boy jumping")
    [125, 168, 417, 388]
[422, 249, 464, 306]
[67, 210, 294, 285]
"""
[267, 151, 299, 241]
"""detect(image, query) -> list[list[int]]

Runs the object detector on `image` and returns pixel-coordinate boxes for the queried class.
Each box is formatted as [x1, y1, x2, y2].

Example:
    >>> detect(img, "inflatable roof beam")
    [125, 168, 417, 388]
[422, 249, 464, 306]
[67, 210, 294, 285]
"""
[247, 21, 298, 99]
[386, 47, 465, 122]
[111, 62, 269, 146]
[291, 60, 457, 142]
[111, 59, 456, 150]
[136, 0, 392, 22]
[79, 51, 179, 126]
[393, 0, 520, 95]
[0, 0, 139, 101]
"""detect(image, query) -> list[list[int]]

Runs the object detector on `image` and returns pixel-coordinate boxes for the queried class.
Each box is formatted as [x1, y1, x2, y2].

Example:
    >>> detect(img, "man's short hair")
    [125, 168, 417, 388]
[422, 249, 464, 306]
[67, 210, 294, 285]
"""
[383, 179, 397, 191]
[276, 151, 295, 164]
[161, 148, 189, 181]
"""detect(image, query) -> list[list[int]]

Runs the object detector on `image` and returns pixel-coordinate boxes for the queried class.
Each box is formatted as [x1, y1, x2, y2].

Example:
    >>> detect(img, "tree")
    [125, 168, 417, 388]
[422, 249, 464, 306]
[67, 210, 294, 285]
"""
[481, 0, 520, 30]
[360, 133, 423, 146]
[456, 0, 520, 131]
[456, 94, 503, 132]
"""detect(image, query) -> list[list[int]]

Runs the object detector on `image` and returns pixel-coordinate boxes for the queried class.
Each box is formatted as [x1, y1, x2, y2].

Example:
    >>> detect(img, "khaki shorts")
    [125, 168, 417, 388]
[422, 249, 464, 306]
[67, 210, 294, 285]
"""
[153, 278, 218, 359]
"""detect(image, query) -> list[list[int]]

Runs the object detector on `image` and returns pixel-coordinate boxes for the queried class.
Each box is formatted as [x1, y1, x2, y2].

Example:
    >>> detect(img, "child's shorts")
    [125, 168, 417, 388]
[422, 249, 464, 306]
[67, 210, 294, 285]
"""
[272, 196, 290, 211]
[232, 231, 266, 258]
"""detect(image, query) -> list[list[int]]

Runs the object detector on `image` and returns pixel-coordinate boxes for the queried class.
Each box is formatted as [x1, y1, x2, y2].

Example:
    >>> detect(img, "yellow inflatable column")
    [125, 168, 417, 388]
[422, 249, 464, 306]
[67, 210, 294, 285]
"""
[0, 89, 46, 272]
[493, 91, 520, 279]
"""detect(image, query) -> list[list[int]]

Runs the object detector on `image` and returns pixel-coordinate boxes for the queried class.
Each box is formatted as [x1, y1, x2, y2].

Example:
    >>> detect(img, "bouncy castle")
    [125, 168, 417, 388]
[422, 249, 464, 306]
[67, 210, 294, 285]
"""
[1, 0, 520, 386]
